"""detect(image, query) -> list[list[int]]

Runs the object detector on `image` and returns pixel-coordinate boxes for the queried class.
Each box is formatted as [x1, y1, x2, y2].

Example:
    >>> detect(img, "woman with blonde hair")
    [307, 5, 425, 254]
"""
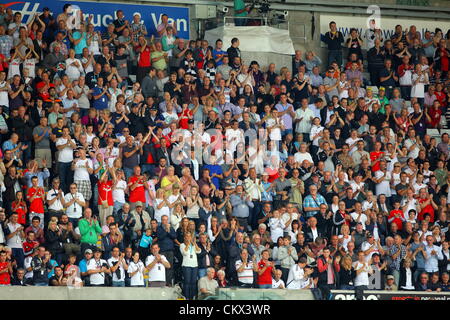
[186, 186, 203, 227]
[338, 224, 352, 251]
[154, 188, 170, 224]
[399, 257, 416, 291]
[171, 203, 185, 231]
[335, 254, 356, 290]
[180, 231, 201, 299]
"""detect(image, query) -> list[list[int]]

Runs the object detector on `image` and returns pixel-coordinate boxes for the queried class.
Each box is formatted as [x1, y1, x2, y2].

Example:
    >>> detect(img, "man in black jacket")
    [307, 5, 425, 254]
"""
[197, 233, 217, 279]
[304, 216, 324, 244]
[226, 38, 241, 63]
[31, 246, 53, 286]
[227, 232, 254, 286]
[11, 268, 27, 286]
[156, 215, 177, 286]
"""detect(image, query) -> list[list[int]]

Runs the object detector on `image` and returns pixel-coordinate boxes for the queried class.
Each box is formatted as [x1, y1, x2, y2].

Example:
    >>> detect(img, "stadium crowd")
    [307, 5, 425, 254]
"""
[0, 3, 450, 300]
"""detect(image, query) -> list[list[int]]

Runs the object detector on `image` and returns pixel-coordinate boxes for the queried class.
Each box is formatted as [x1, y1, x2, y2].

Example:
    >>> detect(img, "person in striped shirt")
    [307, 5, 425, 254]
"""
[235, 248, 258, 288]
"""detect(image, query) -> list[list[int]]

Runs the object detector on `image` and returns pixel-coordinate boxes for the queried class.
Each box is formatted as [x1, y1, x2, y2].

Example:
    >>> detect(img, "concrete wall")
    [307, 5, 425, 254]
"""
[216, 288, 315, 300]
[0, 286, 183, 300]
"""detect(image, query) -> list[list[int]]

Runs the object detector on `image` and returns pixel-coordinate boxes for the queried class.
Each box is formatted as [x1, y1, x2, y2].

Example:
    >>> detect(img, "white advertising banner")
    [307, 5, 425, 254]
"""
[204, 25, 295, 55]
[320, 13, 450, 46]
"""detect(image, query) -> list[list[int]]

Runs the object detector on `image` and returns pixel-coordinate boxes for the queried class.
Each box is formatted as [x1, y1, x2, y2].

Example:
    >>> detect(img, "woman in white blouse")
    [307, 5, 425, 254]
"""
[154, 188, 171, 224]
[180, 232, 201, 299]
[170, 203, 186, 231]
[65, 49, 84, 81]
[127, 251, 147, 287]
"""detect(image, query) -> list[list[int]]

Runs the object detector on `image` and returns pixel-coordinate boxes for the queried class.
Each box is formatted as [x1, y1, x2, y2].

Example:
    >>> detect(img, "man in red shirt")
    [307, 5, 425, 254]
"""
[426, 101, 443, 128]
[97, 170, 114, 227]
[388, 200, 405, 231]
[136, 35, 154, 84]
[256, 249, 276, 288]
[369, 141, 384, 172]
[0, 251, 12, 286]
[128, 165, 147, 210]
[27, 176, 45, 229]
[417, 188, 437, 223]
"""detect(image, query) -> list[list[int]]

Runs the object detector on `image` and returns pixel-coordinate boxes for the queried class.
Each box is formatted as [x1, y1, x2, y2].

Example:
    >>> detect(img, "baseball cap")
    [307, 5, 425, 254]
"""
[43, 7, 50, 11]
[378, 86, 385, 91]
[387, 275, 394, 280]
[366, 231, 373, 237]
[84, 249, 93, 254]
[135, 201, 143, 207]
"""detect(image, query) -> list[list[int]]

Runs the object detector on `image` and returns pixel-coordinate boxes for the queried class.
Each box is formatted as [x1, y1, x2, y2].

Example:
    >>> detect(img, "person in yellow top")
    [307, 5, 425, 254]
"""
[160, 166, 182, 196]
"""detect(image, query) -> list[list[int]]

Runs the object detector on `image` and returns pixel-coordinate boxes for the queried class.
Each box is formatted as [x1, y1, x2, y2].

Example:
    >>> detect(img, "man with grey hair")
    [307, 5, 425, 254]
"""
[198, 267, 218, 299]
[303, 185, 327, 218]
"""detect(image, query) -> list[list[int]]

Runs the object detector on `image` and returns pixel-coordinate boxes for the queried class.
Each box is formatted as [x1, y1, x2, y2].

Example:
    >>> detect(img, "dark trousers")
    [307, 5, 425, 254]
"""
[249, 200, 262, 230]
[368, 65, 382, 86]
[182, 266, 198, 300]
[400, 85, 411, 101]
[160, 250, 174, 286]
[58, 161, 73, 193]
[136, 66, 150, 84]
[328, 50, 343, 67]
[280, 267, 290, 284]
[318, 283, 335, 300]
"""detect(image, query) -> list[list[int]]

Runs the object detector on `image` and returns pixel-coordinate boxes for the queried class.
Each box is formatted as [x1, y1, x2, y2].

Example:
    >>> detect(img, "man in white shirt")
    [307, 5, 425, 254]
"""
[374, 160, 392, 197]
[294, 143, 313, 165]
[46, 178, 66, 218]
[353, 251, 374, 289]
[62, 89, 79, 118]
[423, 235, 443, 273]
[6, 212, 25, 268]
[360, 232, 384, 262]
[72, 149, 93, 202]
[55, 126, 77, 193]
[108, 246, 128, 287]
[294, 98, 314, 141]
[86, 248, 111, 286]
[145, 243, 171, 287]
[404, 128, 420, 159]
[8, 12, 27, 39]
[63, 183, 86, 227]
[272, 268, 285, 289]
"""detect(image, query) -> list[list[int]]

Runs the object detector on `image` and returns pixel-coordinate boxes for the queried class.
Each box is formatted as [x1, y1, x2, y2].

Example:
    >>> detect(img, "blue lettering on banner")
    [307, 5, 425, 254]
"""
[3, 0, 190, 39]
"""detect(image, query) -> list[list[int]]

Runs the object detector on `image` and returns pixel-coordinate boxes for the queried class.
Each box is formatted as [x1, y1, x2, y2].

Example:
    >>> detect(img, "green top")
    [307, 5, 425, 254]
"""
[234, 0, 248, 17]
[151, 51, 167, 71]
[78, 218, 102, 245]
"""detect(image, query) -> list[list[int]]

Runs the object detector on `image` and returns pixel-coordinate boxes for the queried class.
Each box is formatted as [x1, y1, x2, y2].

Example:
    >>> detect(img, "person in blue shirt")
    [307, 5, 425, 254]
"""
[46, 250, 59, 279]
[91, 77, 110, 110]
[69, 26, 88, 58]
[79, 249, 94, 285]
[138, 228, 153, 261]
[204, 155, 223, 190]
[23, 159, 50, 188]
[212, 39, 227, 67]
